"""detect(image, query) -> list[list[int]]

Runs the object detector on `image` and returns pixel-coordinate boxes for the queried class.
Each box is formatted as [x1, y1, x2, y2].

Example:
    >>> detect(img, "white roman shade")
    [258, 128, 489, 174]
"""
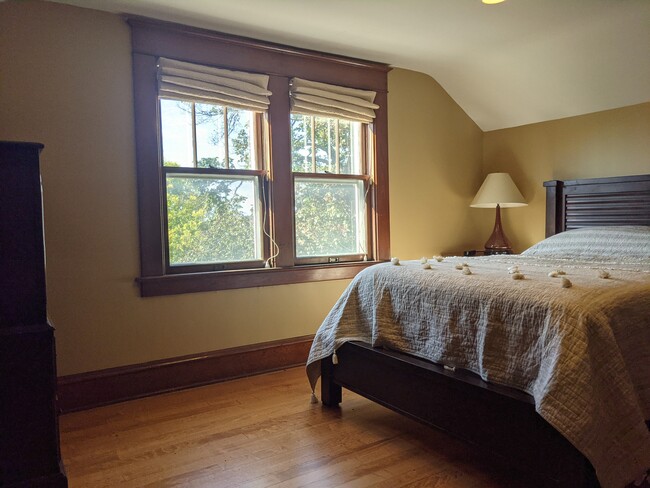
[158, 57, 271, 112]
[289, 78, 378, 123]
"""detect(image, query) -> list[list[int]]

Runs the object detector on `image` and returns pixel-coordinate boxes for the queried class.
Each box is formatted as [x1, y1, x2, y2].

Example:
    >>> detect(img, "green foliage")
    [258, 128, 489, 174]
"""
[195, 157, 220, 169]
[166, 175, 257, 265]
[290, 114, 356, 174]
[230, 125, 251, 169]
[194, 104, 252, 169]
[294, 180, 364, 257]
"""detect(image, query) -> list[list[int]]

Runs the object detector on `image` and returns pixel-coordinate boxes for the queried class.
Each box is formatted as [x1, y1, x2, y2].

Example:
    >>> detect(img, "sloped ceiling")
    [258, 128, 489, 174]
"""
[48, 0, 650, 131]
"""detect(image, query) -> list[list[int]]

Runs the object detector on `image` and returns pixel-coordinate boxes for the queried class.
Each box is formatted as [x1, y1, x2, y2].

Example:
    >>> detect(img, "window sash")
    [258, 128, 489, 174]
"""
[290, 115, 371, 265]
[290, 114, 366, 175]
[162, 167, 268, 273]
[292, 173, 371, 265]
[158, 96, 268, 271]
[159, 98, 263, 171]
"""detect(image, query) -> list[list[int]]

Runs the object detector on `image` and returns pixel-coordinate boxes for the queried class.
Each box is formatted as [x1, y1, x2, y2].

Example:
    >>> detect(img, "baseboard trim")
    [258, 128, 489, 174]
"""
[57, 335, 314, 413]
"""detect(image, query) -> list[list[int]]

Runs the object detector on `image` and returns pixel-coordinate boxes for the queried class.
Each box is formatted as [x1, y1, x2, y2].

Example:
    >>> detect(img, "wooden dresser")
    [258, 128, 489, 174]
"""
[0, 142, 67, 487]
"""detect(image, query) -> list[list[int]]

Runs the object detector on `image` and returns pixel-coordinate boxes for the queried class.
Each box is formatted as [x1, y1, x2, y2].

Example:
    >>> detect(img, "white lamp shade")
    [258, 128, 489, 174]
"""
[470, 172, 527, 208]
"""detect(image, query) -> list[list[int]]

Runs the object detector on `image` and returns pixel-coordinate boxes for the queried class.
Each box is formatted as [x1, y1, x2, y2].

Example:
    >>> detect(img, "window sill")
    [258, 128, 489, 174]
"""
[137, 260, 384, 297]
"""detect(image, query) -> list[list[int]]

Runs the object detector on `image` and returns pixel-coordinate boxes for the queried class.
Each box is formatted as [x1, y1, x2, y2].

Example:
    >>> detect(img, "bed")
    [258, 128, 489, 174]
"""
[306, 174, 650, 488]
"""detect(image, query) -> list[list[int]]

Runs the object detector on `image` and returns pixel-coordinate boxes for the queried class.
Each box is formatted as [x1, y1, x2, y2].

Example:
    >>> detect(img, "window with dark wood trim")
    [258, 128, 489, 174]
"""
[128, 16, 391, 296]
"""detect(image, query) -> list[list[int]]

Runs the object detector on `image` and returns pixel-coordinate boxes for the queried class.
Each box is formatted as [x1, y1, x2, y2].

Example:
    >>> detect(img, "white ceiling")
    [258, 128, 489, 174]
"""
[49, 0, 650, 131]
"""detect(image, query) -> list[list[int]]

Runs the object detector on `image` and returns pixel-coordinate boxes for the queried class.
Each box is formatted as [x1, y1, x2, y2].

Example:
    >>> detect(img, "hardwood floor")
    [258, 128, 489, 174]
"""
[60, 367, 536, 487]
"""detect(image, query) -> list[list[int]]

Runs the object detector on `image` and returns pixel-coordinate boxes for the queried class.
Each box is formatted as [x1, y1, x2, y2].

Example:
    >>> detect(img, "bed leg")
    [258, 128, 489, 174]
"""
[321, 356, 342, 406]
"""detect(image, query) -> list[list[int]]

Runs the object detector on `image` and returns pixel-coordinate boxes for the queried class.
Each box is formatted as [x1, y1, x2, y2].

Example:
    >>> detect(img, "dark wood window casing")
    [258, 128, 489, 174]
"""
[128, 17, 391, 297]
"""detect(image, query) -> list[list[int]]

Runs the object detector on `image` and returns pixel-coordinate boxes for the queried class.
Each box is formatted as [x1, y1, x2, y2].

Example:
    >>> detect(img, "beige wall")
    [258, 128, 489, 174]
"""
[482, 103, 650, 251]
[0, 2, 483, 375]
[388, 70, 483, 257]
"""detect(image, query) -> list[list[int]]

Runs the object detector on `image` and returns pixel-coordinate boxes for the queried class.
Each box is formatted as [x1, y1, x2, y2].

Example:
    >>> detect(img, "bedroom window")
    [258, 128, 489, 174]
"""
[291, 115, 369, 263]
[289, 78, 377, 264]
[160, 99, 266, 271]
[156, 57, 270, 273]
[130, 18, 390, 296]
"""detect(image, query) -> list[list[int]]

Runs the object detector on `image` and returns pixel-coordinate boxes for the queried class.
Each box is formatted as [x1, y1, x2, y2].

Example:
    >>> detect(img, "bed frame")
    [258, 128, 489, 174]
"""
[320, 174, 650, 488]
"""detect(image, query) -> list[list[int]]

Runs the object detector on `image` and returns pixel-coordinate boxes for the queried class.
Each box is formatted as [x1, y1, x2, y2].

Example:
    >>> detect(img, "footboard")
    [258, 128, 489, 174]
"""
[321, 341, 598, 488]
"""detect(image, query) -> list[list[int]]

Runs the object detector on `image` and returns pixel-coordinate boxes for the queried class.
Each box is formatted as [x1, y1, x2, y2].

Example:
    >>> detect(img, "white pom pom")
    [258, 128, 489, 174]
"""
[310, 392, 319, 404]
[556, 270, 566, 276]
[422, 263, 432, 270]
[599, 270, 610, 279]
[512, 272, 524, 280]
[462, 262, 469, 267]
[561, 277, 572, 288]
[455, 264, 464, 270]
[548, 271, 558, 278]
[508, 265, 519, 274]
[390, 257, 400, 265]
[462, 267, 472, 275]
[420, 257, 428, 264]
[433, 255, 444, 262]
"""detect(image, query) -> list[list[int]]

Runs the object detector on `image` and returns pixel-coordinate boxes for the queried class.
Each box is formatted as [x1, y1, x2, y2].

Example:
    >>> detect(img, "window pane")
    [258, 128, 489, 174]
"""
[195, 103, 226, 169]
[166, 175, 261, 265]
[160, 99, 194, 167]
[294, 178, 367, 257]
[338, 120, 362, 175]
[290, 114, 312, 172]
[314, 116, 334, 173]
[227, 108, 256, 170]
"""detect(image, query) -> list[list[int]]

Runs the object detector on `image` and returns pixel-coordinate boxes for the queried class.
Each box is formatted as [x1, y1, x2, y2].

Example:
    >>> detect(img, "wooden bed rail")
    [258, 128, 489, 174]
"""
[321, 342, 598, 487]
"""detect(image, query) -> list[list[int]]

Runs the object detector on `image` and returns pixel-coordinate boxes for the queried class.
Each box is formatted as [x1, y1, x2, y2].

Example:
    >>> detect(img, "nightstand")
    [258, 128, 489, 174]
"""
[463, 249, 513, 256]
[463, 250, 486, 257]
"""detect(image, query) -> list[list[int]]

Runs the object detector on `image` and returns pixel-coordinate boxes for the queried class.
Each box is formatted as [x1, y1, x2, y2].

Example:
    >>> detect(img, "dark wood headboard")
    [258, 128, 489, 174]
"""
[544, 174, 650, 237]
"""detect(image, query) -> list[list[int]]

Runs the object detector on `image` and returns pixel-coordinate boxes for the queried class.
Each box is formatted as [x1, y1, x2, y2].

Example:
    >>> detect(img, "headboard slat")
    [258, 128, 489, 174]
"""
[544, 174, 650, 237]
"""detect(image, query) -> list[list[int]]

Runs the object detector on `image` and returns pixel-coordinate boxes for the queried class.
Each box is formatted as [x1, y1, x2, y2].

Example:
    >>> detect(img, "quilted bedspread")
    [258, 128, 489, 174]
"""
[306, 255, 650, 488]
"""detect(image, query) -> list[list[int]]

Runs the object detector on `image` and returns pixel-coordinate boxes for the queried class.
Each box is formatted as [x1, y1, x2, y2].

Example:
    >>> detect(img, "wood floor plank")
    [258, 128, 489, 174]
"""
[60, 367, 536, 487]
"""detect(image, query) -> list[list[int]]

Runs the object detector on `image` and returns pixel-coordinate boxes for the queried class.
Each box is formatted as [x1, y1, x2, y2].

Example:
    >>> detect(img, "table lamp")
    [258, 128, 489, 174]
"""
[470, 173, 527, 254]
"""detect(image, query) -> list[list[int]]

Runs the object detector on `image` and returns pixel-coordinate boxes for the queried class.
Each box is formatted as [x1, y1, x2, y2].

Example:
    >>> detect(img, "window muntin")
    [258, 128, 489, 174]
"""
[160, 97, 265, 270]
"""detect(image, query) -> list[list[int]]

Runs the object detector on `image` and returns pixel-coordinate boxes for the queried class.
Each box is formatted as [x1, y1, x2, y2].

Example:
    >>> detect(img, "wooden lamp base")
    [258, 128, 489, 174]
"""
[484, 204, 513, 254]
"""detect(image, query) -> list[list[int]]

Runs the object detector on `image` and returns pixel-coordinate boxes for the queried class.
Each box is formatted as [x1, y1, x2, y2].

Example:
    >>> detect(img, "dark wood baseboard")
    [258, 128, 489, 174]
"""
[57, 335, 314, 413]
